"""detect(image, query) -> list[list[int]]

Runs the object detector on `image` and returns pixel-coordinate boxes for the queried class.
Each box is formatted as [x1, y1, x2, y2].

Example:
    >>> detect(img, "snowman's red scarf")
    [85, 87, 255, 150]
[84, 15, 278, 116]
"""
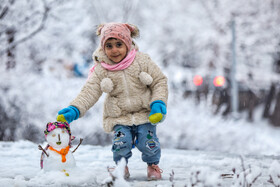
[48, 146, 70, 163]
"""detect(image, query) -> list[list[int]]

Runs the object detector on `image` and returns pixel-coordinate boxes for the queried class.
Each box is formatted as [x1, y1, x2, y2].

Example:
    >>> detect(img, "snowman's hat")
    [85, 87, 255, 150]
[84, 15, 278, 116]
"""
[44, 121, 75, 141]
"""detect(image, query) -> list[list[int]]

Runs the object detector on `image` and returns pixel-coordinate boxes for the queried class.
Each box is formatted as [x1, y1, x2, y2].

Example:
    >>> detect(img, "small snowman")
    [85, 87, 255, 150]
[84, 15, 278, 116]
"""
[38, 122, 83, 175]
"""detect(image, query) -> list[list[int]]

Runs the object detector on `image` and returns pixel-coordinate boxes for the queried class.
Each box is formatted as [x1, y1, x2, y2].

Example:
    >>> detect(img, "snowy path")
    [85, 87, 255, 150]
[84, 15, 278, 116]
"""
[0, 140, 279, 186]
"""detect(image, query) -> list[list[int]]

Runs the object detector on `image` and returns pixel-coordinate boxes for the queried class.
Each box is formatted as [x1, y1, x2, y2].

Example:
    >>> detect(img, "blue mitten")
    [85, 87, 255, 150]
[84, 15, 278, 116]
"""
[57, 106, 80, 123]
[149, 100, 166, 125]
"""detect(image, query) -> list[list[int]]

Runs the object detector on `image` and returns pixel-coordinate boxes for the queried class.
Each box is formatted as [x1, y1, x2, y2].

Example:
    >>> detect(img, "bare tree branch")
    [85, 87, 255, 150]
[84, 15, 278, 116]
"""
[0, 0, 15, 20]
[0, 0, 15, 38]
[0, 6, 9, 20]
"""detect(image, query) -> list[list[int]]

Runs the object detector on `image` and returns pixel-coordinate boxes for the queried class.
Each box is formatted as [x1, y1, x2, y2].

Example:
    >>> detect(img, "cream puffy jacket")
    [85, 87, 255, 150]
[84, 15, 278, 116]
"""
[70, 45, 168, 133]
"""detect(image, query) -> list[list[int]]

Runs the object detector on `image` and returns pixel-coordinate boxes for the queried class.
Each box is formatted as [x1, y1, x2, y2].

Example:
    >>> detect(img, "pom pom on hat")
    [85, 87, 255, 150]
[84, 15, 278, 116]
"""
[101, 78, 114, 93]
[139, 72, 153, 85]
[96, 24, 104, 36]
[125, 23, 140, 38]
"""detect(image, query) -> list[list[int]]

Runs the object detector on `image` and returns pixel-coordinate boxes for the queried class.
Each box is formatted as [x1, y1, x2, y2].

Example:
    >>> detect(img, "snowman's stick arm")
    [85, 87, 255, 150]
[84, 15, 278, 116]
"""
[72, 138, 83, 153]
[38, 145, 49, 157]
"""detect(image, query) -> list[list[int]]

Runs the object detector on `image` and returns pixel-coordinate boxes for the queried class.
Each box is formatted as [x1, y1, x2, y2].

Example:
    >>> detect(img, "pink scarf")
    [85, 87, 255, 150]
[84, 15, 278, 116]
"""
[101, 49, 136, 71]
[88, 49, 136, 78]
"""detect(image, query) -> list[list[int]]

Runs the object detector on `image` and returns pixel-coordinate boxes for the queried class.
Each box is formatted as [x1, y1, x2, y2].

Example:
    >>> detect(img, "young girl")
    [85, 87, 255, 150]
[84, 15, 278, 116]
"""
[57, 22, 168, 180]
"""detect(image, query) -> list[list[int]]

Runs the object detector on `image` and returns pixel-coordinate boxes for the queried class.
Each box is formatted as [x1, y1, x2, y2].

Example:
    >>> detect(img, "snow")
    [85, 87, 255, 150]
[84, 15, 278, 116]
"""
[103, 158, 130, 187]
[161, 97, 280, 156]
[1, 0, 280, 186]
[1, 140, 280, 186]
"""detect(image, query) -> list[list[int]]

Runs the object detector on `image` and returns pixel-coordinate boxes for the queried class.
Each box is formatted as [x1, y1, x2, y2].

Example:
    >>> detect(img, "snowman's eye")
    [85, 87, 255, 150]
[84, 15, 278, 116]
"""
[62, 130, 65, 133]
[52, 134, 56, 137]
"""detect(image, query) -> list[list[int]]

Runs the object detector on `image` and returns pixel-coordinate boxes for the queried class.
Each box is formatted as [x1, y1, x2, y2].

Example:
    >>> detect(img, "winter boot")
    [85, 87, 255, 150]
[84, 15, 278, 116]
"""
[108, 166, 130, 179]
[147, 164, 162, 180]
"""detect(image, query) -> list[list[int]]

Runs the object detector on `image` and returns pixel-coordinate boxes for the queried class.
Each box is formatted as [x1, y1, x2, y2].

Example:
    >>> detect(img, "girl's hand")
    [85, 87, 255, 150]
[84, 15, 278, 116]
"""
[57, 106, 80, 124]
[149, 100, 166, 125]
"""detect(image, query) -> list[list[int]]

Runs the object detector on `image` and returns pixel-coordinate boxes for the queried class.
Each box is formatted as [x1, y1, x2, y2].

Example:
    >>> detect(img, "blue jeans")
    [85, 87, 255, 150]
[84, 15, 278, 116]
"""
[112, 123, 161, 165]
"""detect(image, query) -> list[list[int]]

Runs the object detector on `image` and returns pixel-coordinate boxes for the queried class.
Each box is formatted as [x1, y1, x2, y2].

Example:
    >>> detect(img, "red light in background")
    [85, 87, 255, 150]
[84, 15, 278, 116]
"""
[213, 76, 225, 87]
[193, 75, 203, 86]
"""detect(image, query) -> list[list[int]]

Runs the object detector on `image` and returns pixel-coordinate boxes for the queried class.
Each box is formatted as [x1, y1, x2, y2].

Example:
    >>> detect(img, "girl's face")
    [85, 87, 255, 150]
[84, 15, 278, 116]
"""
[104, 38, 128, 63]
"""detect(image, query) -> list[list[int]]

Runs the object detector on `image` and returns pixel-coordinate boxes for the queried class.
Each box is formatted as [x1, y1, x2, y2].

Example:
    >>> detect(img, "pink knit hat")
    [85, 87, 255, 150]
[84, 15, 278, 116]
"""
[97, 22, 139, 52]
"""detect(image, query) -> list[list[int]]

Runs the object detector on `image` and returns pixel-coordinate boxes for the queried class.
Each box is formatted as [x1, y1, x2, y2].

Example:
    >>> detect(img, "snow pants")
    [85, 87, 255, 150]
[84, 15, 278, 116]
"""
[112, 123, 161, 165]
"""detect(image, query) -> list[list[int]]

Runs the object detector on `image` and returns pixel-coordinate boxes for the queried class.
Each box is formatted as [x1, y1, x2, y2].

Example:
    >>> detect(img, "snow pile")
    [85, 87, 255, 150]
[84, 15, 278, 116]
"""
[102, 158, 130, 187]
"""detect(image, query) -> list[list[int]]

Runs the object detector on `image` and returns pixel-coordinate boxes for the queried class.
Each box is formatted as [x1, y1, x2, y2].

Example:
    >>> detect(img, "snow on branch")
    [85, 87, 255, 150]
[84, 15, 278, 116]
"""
[0, 0, 50, 56]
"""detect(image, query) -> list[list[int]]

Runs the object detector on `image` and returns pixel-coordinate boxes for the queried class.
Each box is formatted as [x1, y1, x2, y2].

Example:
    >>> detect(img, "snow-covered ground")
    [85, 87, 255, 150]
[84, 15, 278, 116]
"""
[1, 1, 280, 186]
[1, 140, 280, 187]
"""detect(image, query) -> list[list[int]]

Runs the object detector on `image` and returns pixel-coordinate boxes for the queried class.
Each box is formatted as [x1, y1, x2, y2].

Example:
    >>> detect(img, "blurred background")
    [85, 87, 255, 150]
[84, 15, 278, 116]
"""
[0, 0, 280, 155]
